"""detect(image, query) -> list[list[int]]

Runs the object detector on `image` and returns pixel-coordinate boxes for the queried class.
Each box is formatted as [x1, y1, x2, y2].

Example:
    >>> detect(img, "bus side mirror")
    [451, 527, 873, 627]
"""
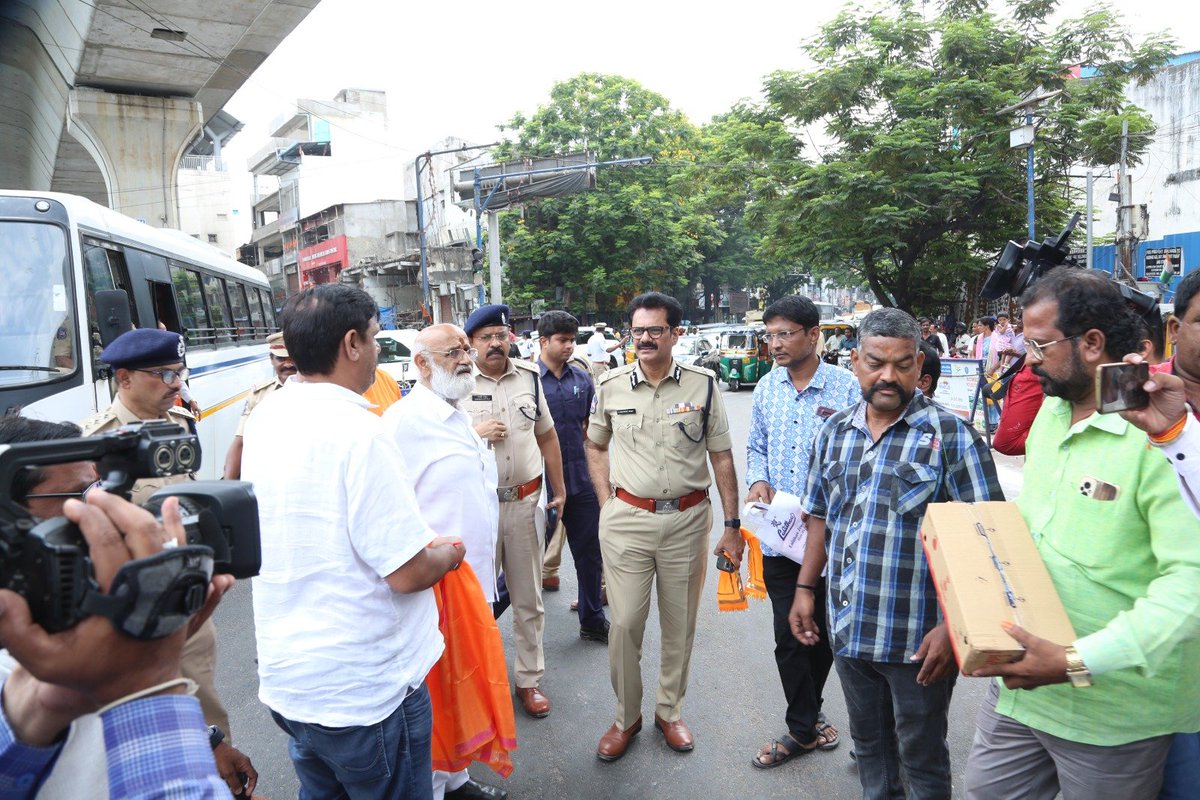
[95, 290, 132, 348]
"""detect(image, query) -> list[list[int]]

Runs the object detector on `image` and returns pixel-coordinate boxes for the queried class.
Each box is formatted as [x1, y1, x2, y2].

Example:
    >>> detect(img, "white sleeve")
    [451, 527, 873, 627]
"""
[1156, 415, 1200, 519]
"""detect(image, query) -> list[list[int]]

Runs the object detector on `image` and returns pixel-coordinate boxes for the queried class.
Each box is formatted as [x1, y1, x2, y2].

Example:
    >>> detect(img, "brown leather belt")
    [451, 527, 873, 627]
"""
[498, 476, 542, 503]
[615, 488, 708, 514]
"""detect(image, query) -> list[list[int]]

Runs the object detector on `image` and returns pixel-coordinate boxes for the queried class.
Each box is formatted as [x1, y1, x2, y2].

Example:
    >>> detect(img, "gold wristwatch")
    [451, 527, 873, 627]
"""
[1064, 645, 1092, 688]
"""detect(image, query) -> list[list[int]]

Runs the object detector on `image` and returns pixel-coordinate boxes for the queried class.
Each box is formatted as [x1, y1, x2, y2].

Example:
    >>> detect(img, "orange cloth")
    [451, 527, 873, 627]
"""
[426, 562, 518, 778]
[362, 368, 401, 416]
[716, 529, 768, 611]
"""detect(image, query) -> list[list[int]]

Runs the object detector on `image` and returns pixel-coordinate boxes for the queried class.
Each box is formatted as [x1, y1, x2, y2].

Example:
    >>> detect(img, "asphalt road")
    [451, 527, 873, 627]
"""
[214, 383, 1026, 799]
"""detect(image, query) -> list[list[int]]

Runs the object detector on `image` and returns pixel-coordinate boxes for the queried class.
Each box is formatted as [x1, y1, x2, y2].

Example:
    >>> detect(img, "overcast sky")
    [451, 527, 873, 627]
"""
[219, 0, 1197, 237]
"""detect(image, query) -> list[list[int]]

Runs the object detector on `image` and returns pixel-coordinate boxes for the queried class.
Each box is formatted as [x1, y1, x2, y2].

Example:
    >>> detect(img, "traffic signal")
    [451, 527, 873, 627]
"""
[471, 248, 483, 270]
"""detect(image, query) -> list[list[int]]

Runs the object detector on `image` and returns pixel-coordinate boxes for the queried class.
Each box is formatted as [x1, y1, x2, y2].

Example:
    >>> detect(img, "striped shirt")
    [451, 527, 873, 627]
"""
[746, 361, 861, 557]
[803, 392, 1003, 662]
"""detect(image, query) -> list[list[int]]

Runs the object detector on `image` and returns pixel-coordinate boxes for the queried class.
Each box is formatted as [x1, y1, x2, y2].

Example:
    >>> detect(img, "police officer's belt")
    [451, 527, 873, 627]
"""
[615, 488, 708, 514]
[498, 476, 542, 502]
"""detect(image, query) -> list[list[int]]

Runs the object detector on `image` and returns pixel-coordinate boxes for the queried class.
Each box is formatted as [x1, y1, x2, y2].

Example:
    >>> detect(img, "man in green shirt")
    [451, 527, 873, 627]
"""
[965, 268, 1200, 799]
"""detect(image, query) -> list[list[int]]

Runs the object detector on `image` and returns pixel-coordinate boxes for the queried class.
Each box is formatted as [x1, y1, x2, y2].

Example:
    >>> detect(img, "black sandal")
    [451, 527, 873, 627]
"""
[815, 720, 840, 750]
[751, 732, 818, 769]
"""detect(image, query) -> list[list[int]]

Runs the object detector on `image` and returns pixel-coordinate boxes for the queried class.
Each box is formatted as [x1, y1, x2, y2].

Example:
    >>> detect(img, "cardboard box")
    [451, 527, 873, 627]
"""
[921, 501, 1076, 673]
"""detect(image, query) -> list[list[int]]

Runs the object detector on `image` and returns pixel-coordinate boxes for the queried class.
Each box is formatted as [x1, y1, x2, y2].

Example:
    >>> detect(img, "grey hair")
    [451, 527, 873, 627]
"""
[410, 339, 429, 361]
[858, 308, 921, 348]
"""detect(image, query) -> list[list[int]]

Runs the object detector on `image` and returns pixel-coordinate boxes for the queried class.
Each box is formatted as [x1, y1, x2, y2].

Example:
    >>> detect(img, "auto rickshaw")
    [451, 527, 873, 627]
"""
[819, 321, 857, 369]
[718, 327, 772, 391]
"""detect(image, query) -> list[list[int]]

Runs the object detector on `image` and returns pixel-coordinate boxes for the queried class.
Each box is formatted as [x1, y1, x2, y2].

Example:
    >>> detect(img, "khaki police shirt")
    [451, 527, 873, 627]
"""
[236, 377, 283, 436]
[587, 360, 732, 499]
[80, 395, 196, 506]
[461, 358, 555, 487]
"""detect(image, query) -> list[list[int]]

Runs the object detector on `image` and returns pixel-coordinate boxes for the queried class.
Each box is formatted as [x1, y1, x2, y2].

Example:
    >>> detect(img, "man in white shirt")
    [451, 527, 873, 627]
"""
[243, 285, 465, 800]
[586, 323, 626, 374]
[383, 324, 507, 800]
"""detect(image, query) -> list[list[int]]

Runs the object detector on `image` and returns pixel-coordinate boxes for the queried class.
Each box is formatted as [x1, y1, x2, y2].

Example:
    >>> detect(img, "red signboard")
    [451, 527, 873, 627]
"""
[299, 234, 346, 275]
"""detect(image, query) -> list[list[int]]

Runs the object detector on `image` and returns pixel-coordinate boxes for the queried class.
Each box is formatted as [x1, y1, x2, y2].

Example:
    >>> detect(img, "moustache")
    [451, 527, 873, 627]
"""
[487, 346, 505, 357]
[637, 342, 658, 351]
[864, 381, 907, 401]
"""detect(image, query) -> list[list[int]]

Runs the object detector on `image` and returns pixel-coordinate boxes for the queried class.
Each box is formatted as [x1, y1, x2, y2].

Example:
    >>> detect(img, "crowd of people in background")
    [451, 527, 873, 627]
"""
[1, 267, 1199, 800]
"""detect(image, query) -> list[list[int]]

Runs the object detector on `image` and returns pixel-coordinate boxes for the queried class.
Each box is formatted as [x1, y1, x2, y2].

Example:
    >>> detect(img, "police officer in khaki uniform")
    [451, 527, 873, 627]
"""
[586, 292, 742, 762]
[223, 331, 296, 479]
[461, 304, 566, 720]
[79, 328, 246, 782]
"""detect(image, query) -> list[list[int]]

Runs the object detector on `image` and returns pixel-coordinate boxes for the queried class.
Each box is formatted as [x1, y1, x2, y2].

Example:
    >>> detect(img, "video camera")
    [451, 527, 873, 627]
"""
[0, 421, 260, 638]
[980, 212, 1159, 320]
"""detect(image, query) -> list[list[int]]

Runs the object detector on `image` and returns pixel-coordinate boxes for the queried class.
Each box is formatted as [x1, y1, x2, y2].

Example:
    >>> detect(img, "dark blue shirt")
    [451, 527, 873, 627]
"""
[538, 359, 596, 497]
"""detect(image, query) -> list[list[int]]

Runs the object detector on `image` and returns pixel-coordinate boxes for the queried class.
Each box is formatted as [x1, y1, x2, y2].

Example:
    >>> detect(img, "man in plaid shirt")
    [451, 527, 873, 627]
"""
[789, 308, 1003, 800]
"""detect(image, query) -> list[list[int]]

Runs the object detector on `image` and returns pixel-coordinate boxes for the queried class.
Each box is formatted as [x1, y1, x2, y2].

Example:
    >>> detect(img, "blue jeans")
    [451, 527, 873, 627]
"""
[1160, 732, 1200, 799]
[835, 656, 956, 800]
[270, 683, 434, 800]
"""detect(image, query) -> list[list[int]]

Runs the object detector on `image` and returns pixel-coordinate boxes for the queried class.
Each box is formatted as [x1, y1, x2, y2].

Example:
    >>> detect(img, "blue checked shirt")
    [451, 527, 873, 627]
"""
[802, 392, 1003, 663]
[0, 690, 225, 798]
[746, 362, 862, 557]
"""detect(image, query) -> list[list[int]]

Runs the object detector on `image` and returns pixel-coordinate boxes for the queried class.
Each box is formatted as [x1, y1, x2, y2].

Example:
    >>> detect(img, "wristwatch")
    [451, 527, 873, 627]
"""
[724, 518, 741, 529]
[208, 724, 225, 749]
[1064, 645, 1092, 688]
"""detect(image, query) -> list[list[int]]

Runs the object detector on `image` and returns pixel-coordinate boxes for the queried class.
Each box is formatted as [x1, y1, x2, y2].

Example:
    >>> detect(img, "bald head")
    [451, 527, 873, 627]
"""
[413, 324, 475, 401]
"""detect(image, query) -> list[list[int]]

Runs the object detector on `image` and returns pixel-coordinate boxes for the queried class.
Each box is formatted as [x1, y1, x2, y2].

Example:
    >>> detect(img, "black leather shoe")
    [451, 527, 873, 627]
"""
[580, 620, 610, 643]
[445, 778, 508, 800]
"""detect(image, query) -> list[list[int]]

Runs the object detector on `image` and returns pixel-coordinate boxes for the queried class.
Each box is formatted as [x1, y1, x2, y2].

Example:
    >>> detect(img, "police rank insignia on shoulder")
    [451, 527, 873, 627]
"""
[669, 402, 703, 415]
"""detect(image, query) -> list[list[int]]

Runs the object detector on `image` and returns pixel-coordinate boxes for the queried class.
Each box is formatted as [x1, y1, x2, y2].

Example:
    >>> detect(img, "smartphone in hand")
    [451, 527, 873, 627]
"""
[1095, 361, 1150, 413]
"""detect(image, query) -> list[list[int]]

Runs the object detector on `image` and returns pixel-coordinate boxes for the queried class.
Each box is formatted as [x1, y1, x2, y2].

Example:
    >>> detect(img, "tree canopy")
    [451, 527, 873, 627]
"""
[748, 0, 1170, 312]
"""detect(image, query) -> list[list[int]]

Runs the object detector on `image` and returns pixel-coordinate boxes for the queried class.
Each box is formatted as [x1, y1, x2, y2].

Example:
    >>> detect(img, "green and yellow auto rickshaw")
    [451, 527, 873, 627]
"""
[718, 327, 772, 391]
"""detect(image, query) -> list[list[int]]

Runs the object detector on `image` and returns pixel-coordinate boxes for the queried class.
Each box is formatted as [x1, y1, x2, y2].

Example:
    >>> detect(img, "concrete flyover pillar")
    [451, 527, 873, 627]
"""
[67, 87, 202, 228]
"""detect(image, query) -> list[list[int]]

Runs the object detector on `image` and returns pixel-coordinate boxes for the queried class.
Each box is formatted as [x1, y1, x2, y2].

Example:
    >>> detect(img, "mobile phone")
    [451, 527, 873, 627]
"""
[715, 550, 737, 572]
[1095, 361, 1150, 414]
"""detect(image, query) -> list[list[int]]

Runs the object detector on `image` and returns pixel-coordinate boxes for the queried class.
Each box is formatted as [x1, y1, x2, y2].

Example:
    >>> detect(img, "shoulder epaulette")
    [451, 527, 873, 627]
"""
[598, 364, 635, 385]
[78, 406, 119, 435]
[677, 361, 718, 380]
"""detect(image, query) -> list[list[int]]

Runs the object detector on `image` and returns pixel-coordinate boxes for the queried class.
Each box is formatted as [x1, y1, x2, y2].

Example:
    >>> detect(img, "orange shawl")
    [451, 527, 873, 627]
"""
[716, 528, 768, 612]
[426, 563, 518, 777]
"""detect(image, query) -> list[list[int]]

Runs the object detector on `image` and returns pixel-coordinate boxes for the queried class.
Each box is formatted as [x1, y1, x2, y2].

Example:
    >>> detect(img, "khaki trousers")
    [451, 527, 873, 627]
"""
[181, 619, 231, 736]
[542, 519, 566, 580]
[498, 495, 546, 688]
[599, 497, 711, 729]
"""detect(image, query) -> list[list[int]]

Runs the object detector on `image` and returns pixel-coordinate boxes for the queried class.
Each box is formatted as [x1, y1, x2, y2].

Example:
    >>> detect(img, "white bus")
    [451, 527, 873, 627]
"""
[1, 191, 276, 479]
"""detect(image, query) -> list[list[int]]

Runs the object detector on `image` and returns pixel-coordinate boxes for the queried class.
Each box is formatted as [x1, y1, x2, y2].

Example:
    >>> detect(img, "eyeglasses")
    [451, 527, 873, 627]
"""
[1025, 335, 1078, 360]
[133, 367, 189, 385]
[762, 330, 810, 343]
[24, 480, 102, 502]
[631, 326, 671, 339]
[475, 332, 510, 343]
[428, 347, 478, 361]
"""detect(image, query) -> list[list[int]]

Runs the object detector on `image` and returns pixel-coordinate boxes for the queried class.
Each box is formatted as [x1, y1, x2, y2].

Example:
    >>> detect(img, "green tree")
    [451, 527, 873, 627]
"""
[495, 73, 718, 319]
[750, 0, 1170, 313]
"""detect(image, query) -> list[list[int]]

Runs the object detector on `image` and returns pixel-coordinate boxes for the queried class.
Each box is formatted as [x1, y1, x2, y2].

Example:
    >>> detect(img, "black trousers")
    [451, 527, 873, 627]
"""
[762, 554, 834, 745]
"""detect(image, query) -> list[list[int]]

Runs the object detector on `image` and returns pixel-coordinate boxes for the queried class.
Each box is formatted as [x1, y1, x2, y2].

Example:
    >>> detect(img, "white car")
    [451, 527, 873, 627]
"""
[375, 329, 419, 389]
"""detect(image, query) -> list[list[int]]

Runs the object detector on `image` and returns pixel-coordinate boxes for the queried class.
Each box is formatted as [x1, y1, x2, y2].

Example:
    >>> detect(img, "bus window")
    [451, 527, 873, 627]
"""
[150, 281, 182, 334]
[258, 288, 277, 330]
[225, 282, 251, 340]
[246, 285, 265, 333]
[170, 264, 210, 347]
[0, 221, 75, 384]
[83, 241, 136, 356]
[201, 274, 233, 344]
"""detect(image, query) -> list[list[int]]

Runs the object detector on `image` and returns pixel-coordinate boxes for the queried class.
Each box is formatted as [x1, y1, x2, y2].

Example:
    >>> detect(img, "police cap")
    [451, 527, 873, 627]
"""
[464, 304, 512, 337]
[267, 331, 290, 358]
[99, 328, 186, 370]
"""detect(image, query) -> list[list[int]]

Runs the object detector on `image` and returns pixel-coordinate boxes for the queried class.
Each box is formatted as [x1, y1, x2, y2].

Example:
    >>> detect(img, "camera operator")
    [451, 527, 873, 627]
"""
[0, 416, 258, 797]
[0, 488, 231, 798]
[79, 329, 235, 769]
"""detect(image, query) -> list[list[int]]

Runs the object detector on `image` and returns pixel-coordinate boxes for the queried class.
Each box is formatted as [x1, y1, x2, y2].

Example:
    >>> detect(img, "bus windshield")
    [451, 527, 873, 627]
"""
[0, 221, 75, 386]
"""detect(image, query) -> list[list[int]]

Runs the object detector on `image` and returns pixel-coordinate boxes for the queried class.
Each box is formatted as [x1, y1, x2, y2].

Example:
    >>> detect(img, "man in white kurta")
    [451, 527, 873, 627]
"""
[382, 324, 506, 800]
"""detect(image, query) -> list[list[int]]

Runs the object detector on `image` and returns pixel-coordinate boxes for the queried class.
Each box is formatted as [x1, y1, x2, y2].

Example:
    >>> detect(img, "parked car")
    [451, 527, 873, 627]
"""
[672, 334, 716, 367]
[375, 329, 419, 391]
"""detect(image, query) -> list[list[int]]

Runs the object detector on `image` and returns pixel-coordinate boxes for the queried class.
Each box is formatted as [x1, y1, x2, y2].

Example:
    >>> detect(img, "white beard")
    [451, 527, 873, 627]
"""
[429, 362, 476, 401]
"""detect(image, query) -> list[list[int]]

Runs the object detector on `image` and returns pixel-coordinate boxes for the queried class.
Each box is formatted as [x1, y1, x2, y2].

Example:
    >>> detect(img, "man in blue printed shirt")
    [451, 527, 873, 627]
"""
[537, 311, 608, 642]
[742, 295, 860, 770]
[790, 308, 1003, 800]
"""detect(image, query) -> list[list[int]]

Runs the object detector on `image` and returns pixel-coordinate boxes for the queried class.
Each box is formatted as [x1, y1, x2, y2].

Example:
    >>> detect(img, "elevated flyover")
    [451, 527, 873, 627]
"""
[1, 0, 320, 226]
